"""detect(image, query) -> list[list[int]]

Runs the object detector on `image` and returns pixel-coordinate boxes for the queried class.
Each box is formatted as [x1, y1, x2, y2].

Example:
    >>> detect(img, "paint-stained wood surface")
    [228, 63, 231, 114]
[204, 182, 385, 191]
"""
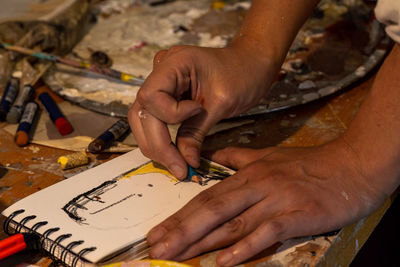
[0, 73, 397, 266]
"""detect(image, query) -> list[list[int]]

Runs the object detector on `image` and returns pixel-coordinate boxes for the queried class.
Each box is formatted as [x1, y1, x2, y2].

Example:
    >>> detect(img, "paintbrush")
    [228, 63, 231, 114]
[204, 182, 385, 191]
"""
[1, 43, 145, 85]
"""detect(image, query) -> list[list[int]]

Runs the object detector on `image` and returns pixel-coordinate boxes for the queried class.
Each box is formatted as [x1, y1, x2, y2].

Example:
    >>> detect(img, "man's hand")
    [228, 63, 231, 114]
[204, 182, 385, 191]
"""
[128, 45, 276, 179]
[145, 140, 391, 266]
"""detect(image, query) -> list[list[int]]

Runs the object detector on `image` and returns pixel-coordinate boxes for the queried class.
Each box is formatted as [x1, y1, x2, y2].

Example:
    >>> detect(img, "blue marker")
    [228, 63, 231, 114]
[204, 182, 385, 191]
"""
[0, 78, 19, 121]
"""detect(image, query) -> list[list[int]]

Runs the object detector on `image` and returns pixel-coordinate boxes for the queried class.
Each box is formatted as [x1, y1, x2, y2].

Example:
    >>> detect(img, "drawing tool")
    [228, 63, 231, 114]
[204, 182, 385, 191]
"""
[88, 119, 130, 153]
[0, 233, 40, 260]
[0, 78, 19, 121]
[171, 142, 200, 180]
[0, 43, 145, 85]
[15, 102, 39, 147]
[38, 91, 73, 135]
[58, 151, 89, 170]
[7, 84, 35, 124]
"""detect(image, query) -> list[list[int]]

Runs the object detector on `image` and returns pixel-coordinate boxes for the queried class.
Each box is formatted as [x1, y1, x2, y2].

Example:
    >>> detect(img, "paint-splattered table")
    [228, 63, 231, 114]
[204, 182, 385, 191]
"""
[0, 72, 397, 266]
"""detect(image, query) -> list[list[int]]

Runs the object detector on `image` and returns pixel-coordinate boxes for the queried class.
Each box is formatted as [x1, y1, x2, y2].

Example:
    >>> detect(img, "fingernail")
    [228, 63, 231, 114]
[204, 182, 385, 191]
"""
[147, 228, 165, 245]
[218, 252, 233, 266]
[185, 147, 200, 166]
[151, 242, 166, 259]
[169, 164, 185, 179]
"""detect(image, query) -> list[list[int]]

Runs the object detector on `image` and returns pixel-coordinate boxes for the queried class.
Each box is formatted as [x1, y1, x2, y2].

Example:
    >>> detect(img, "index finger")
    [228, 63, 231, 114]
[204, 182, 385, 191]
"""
[136, 61, 203, 125]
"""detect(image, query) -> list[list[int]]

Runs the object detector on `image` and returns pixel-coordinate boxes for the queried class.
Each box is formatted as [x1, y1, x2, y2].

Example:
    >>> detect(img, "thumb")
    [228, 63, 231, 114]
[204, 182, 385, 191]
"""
[209, 147, 269, 170]
[176, 108, 221, 168]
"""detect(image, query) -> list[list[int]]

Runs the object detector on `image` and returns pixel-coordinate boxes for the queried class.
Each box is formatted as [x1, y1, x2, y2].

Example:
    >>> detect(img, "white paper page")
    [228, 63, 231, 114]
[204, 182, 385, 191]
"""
[2, 149, 233, 263]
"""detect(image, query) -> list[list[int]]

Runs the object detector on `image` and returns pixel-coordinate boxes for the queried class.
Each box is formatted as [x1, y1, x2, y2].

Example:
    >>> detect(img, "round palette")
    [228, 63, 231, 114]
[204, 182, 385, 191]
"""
[44, 0, 391, 118]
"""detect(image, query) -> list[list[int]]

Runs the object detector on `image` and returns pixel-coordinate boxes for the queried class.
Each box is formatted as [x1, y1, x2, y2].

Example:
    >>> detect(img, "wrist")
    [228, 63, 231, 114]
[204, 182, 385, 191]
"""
[332, 134, 400, 198]
[228, 35, 285, 74]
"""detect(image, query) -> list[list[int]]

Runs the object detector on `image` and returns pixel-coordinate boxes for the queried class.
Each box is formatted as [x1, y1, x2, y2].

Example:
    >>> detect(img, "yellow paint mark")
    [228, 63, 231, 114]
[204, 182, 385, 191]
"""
[119, 161, 177, 181]
[328, 104, 347, 130]
[211, 1, 226, 10]
[80, 62, 90, 68]
[120, 73, 134, 82]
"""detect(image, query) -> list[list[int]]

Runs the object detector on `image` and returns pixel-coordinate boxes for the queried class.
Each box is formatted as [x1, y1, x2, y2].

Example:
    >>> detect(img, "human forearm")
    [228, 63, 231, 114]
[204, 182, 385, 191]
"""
[342, 44, 400, 197]
[229, 0, 320, 67]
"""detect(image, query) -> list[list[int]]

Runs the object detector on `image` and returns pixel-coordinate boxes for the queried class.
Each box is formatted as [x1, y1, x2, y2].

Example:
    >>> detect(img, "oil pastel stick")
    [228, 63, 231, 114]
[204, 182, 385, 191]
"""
[14, 102, 39, 147]
[58, 151, 89, 170]
[88, 119, 130, 153]
[0, 78, 19, 121]
[7, 84, 34, 124]
[38, 91, 72, 135]
[171, 142, 200, 180]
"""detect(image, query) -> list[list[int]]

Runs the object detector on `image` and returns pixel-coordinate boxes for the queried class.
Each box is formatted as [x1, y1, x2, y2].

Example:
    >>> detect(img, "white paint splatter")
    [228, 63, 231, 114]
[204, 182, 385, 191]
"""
[355, 66, 366, 77]
[341, 191, 349, 201]
[299, 80, 316, 90]
[238, 135, 250, 144]
[28, 146, 40, 153]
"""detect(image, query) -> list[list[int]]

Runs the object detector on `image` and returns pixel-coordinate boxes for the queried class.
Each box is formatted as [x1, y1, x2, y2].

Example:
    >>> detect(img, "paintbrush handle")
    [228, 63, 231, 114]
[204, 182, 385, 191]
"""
[1, 43, 145, 85]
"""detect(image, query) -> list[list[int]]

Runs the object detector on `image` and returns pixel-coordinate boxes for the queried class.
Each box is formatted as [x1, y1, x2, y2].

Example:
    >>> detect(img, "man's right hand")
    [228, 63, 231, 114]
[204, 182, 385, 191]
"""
[127, 45, 278, 179]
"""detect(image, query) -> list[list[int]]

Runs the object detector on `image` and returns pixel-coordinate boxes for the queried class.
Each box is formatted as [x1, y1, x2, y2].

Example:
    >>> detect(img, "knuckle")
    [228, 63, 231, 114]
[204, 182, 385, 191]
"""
[165, 216, 183, 228]
[205, 198, 229, 214]
[154, 50, 166, 60]
[167, 45, 187, 54]
[267, 220, 286, 240]
[212, 91, 231, 108]
[194, 189, 215, 205]
[221, 146, 239, 155]
[136, 89, 152, 106]
[224, 217, 247, 235]
[229, 173, 249, 187]
[177, 126, 206, 144]
[171, 224, 188, 239]
[240, 238, 256, 254]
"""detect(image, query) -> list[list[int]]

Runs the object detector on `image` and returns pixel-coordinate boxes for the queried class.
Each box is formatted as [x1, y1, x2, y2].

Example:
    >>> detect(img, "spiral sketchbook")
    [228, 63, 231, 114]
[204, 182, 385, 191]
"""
[2, 149, 233, 266]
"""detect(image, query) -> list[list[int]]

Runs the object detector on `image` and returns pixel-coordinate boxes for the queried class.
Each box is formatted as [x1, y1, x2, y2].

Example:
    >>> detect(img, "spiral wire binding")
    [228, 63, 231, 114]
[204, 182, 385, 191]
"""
[31, 221, 48, 232]
[15, 215, 36, 233]
[3, 209, 98, 267]
[71, 246, 97, 267]
[61, 240, 84, 265]
[50, 234, 72, 259]
[3, 209, 25, 234]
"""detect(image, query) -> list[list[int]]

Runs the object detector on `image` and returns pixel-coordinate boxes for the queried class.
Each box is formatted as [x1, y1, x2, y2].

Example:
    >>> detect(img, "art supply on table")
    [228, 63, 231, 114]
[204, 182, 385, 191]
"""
[58, 151, 89, 170]
[14, 102, 39, 147]
[7, 84, 35, 124]
[2, 149, 233, 266]
[1, 43, 144, 85]
[0, 78, 19, 122]
[38, 91, 73, 135]
[0, 233, 40, 260]
[103, 259, 192, 267]
[88, 119, 130, 153]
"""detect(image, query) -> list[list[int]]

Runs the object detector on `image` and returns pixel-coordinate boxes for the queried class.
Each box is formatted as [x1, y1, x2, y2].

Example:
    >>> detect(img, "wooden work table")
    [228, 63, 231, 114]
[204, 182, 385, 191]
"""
[0, 72, 397, 266]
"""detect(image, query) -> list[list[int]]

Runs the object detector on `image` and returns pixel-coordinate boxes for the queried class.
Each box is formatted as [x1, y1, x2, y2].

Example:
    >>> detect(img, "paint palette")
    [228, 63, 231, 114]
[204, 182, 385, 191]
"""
[43, 0, 391, 118]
